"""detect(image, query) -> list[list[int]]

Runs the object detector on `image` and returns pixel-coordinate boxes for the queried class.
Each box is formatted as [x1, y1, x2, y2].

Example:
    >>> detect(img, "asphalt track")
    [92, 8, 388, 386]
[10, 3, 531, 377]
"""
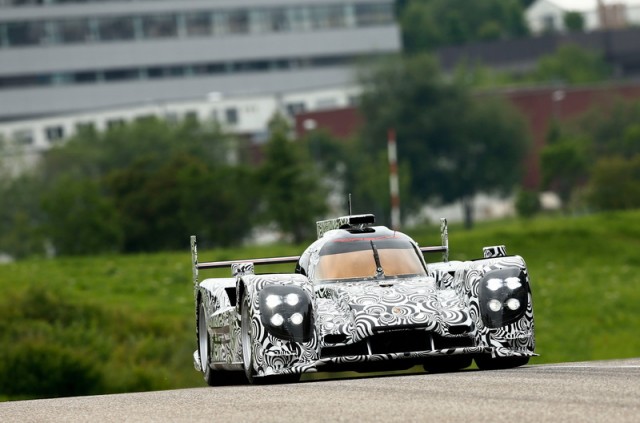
[1, 358, 639, 423]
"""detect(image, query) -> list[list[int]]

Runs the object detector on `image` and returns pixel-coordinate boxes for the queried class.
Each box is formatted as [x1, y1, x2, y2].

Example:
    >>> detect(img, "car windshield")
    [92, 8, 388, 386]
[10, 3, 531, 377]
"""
[314, 235, 427, 281]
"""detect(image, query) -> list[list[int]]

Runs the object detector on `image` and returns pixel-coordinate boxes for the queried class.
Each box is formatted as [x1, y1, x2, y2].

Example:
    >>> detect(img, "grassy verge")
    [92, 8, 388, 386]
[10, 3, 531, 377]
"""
[1, 211, 639, 399]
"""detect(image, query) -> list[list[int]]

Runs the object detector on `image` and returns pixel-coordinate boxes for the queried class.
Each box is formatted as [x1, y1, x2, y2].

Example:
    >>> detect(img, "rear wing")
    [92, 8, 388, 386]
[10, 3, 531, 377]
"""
[190, 218, 449, 287]
[190, 235, 299, 287]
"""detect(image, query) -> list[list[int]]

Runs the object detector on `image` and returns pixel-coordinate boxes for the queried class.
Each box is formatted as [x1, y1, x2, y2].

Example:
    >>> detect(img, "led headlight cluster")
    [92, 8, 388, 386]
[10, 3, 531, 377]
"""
[479, 268, 528, 328]
[259, 285, 313, 342]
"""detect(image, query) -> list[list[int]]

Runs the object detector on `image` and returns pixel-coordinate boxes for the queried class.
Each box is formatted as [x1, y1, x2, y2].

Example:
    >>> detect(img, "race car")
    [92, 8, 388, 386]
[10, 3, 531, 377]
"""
[191, 214, 536, 385]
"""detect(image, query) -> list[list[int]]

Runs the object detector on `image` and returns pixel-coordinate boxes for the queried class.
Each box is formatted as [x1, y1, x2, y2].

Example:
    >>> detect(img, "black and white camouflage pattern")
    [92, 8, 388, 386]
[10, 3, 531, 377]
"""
[194, 229, 535, 379]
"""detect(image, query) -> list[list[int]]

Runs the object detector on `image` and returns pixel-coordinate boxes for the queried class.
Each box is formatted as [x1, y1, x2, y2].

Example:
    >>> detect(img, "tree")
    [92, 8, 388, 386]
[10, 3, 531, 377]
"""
[539, 97, 640, 212]
[259, 115, 327, 243]
[0, 117, 258, 257]
[564, 12, 585, 32]
[399, 0, 528, 54]
[41, 175, 123, 255]
[358, 54, 530, 228]
[540, 120, 589, 209]
[533, 44, 610, 84]
[576, 98, 640, 158]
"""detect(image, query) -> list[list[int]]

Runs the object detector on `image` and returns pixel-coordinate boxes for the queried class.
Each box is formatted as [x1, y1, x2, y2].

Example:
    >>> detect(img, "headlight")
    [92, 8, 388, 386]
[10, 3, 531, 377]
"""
[506, 298, 521, 311]
[285, 293, 300, 306]
[265, 294, 282, 308]
[479, 268, 528, 328]
[488, 299, 503, 312]
[270, 313, 285, 327]
[259, 285, 313, 342]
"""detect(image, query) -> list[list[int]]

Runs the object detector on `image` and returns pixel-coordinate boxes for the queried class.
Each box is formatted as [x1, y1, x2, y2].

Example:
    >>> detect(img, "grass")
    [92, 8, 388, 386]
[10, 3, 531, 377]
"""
[1, 210, 639, 400]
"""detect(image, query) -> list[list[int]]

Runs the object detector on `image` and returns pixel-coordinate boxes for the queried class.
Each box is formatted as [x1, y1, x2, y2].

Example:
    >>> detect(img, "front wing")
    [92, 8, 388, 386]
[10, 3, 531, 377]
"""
[255, 346, 536, 377]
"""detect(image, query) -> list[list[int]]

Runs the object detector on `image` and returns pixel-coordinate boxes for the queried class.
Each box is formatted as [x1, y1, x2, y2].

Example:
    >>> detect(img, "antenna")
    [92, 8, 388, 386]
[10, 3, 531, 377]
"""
[348, 193, 352, 215]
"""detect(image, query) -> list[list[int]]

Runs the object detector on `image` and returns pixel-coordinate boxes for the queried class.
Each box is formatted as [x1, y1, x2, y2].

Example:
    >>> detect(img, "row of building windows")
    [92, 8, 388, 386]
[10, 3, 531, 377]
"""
[3, 109, 237, 149]
[1, 1, 135, 6]
[0, 54, 358, 90]
[0, 3, 394, 48]
[1, 94, 346, 148]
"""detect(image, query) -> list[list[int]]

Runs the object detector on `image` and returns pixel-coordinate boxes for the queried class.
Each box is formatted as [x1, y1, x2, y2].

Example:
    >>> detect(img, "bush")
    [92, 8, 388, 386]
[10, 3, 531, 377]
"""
[0, 282, 197, 400]
[0, 342, 103, 398]
[515, 189, 540, 218]
[588, 155, 640, 210]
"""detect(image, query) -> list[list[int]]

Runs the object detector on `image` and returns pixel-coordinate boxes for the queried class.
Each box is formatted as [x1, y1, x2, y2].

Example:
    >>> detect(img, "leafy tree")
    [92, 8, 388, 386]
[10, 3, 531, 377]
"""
[576, 98, 640, 158]
[540, 98, 640, 212]
[400, 0, 528, 54]
[41, 175, 123, 255]
[358, 54, 530, 228]
[259, 115, 327, 243]
[540, 120, 589, 209]
[564, 11, 585, 32]
[1, 117, 257, 257]
[532, 44, 610, 84]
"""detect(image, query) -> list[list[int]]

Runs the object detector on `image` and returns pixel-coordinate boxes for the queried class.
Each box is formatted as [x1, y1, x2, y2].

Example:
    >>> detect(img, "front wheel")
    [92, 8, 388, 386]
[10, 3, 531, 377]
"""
[475, 355, 530, 370]
[241, 291, 257, 384]
[198, 301, 244, 386]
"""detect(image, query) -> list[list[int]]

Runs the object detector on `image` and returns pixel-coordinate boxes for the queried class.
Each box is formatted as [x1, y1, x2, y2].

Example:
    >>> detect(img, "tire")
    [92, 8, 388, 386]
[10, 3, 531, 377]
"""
[423, 356, 473, 374]
[241, 290, 300, 385]
[198, 301, 243, 386]
[475, 355, 530, 370]
[241, 291, 257, 384]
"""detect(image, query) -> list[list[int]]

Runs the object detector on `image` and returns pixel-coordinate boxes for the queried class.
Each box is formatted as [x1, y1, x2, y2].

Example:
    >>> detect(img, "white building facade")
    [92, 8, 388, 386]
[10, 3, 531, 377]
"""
[0, 0, 400, 153]
[526, 0, 640, 34]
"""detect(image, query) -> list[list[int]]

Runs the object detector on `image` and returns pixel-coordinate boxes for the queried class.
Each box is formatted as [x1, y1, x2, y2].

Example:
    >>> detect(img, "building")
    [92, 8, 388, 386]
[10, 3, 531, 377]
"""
[526, 0, 640, 34]
[0, 0, 400, 153]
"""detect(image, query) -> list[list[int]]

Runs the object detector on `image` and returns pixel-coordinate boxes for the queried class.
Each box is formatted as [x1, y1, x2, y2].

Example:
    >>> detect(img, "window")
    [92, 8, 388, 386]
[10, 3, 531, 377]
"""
[315, 236, 427, 281]
[542, 14, 556, 32]
[58, 19, 92, 43]
[104, 68, 138, 82]
[354, 3, 394, 27]
[185, 12, 212, 36]
[249, 10, 269, 33]
[98, 17, 135, 41]
[310, 5, 346, 30]
[225, 107, 238, 124]
[73, 71, 98, 83]
[166, 66, 184, 77]
[142, 14, 177, 38]
[12, 129, 34, 146]
[6, 21, 46, 46]
[147, 67, 165, 79]
[286, 102, 305, 116]
[45, 125, 65, 143]
[227, 10, 249, 34]
[288, 7, 311, 31]
[0, 74, 50, 89]
[0, 23, 8, 47]
[269, 8, 290, 31]
[316, 97, 338, 109]
[106, 119, 125, 129]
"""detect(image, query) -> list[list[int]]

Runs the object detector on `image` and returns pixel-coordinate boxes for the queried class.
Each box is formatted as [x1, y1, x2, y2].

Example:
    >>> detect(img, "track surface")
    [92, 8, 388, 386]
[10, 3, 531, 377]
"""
[1, 359, 639, 422]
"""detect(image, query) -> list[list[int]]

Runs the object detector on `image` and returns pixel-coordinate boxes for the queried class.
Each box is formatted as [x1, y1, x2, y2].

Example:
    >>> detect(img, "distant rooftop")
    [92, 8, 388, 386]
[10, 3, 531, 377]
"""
[538, 0, 640, 12]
